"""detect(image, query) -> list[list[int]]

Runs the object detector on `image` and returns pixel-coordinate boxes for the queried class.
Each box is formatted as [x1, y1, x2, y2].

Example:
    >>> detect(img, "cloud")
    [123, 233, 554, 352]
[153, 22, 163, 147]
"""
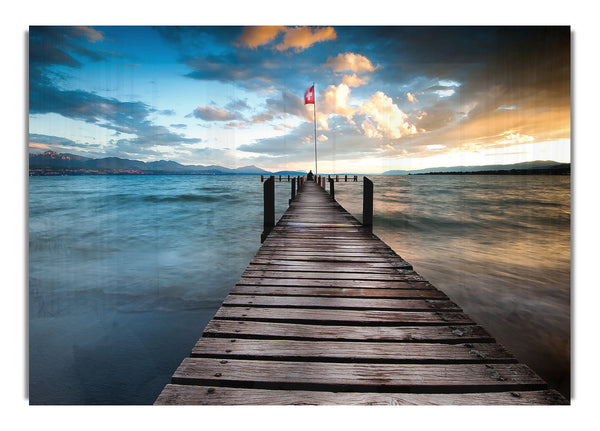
[29, 26, 107, 71]
[29, 133, 104, 156]
[236, 26, 337, 53]
[325, 52, 377, 73]
[237, 122, 315, 156]
[193, 105, 243, 121]
[320, 83, 357, 128]
[236, 26, 286, 49]
[237, 118, 392, 167]
[342, 74, 367, 87]
[274, 26, 336, 52]
[30, 82, 202, 159]
[264, 90, 311, 122]
[407, 92, 418, 103]
[358, 91, 419, 139]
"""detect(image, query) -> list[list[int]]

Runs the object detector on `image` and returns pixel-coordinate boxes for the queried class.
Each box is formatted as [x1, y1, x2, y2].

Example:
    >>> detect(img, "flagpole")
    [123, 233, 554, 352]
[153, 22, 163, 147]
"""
[313, 82, 317, 177]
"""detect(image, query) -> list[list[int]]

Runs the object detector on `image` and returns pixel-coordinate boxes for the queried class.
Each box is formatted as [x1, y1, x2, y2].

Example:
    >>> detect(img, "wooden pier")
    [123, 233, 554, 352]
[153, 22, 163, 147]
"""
[155, 178, 568, 405]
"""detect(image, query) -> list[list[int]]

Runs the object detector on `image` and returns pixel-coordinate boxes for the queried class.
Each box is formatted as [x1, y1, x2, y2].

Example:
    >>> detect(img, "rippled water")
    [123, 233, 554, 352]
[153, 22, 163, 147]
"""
[28, 175, 292, 404]
[334, 175, 570, 398]
[28, 174, 570, 404]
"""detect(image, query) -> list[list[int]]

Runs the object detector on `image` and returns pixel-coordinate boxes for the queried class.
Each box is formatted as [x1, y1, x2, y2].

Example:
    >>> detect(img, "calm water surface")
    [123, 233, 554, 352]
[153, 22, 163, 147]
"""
[28, 174, 570, 403]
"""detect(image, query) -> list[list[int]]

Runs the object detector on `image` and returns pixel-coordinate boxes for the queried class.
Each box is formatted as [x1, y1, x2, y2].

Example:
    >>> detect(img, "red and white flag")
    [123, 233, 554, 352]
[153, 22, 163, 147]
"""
[304, 85, 315, 105]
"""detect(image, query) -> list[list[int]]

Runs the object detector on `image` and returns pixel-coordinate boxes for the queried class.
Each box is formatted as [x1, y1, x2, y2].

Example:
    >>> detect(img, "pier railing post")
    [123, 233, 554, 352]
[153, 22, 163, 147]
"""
[363, 177, 373, 232]
[329, 178, 335, 200]
[261, 176, 275, 243]
[290, 177, 296, 204]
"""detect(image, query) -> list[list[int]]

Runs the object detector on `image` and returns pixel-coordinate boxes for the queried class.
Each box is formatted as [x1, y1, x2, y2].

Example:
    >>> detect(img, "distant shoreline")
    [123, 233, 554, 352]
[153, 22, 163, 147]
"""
[29, 167, 571, 176]
[411, 166, 570, 176]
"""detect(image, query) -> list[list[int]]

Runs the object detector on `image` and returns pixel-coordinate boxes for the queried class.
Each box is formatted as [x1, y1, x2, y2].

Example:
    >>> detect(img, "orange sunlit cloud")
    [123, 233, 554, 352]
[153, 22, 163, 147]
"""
[274, 26, 336, 52]
[237, 26, 336, 53]
[325, 52, 378, 72]
[236, 26, 286, 49]
[29, 142, 51, 150]
[342, 73, 367, 87]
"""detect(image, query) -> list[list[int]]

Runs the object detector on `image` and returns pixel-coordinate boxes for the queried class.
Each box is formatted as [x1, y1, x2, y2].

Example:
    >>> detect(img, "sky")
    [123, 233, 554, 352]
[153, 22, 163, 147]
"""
[28, 25, 571, 174]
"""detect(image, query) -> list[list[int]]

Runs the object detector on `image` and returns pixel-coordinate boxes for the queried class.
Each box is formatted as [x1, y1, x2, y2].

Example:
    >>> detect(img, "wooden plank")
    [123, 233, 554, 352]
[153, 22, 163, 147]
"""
[214, 306, 474, 325]
[222, 294, 460, 311]
[230, 285, 448, 299]
[171, 357, 547, 392]
[191, 338, 516, 363]
[236, 277, 431, 288]
[255, 250, 400, 258]
[241, 270, 422, 281]
[260, 242, 393, 250]
[263, 236, 387, 243]
[202, 320, 493, 343]
[252, 255, 410, 264]
[155, 385, 568, 405]
[247, 264, 409, 274]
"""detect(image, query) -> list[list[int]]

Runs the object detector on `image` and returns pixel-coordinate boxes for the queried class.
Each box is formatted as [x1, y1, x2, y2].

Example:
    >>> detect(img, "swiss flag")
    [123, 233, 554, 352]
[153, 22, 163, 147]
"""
[304, 85, 315, 105]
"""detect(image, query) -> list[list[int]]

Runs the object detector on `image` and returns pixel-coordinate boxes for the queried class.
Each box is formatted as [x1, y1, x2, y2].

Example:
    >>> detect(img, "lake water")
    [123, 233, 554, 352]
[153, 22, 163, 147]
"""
[28, 174, 570, 404]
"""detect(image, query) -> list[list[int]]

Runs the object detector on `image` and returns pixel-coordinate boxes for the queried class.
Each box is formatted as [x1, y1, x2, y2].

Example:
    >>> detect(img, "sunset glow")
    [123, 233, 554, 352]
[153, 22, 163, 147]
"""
[29, 26, 570, 173]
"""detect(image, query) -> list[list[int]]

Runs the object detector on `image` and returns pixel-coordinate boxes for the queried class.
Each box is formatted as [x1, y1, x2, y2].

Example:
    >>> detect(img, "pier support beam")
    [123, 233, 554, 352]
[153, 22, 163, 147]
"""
[363, 177, 373, 232]
[261, 176, 275, 243]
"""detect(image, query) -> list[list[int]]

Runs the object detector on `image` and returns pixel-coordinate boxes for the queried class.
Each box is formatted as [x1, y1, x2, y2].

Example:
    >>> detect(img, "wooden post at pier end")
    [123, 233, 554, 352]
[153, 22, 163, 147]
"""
[261, 176, 275, 243]
[363, 177, 373, 232]
[329, 178, 335, 200]
[290, 177, 296, 204]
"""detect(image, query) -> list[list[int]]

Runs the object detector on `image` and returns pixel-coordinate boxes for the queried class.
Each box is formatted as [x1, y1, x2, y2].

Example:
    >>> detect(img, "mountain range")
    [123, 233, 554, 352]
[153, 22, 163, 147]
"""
[29, 151, 294, 175]
[29, 151, 570, 176]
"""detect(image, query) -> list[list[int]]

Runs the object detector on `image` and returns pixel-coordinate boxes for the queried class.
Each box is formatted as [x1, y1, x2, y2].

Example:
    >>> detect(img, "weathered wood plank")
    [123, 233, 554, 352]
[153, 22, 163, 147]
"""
[241, 270, 423, 281]
[230, 285, 448, 299]
[236, 277, 432, 288]
[251, 255, 410, 264]
[202, 320, 493, 343]
[260, 245, 391, 251]
[171, 358, 547, 392]
[255, 250, 399, 258]
[191, 338, 515, 363]
[247, 263, 409, 274]
[155, 385, 568, 405]
[263, 236, 387, 243]
[222, 294, 460, 311]
[214, 306, 474, 325]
